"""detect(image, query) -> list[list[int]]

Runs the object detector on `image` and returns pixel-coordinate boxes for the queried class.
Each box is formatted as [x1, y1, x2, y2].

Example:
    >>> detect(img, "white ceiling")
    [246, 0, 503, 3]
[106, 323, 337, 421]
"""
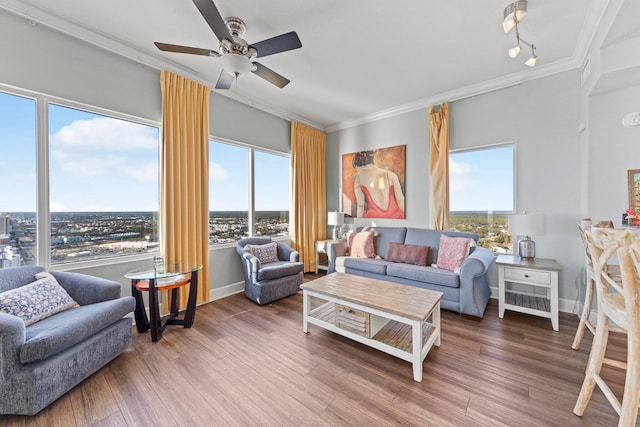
[0, 0, 608, 131]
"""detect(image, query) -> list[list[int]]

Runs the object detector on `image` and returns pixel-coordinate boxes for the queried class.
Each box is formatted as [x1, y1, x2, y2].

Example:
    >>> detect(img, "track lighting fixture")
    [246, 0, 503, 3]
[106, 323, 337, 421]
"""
[502, 0, 538, 67]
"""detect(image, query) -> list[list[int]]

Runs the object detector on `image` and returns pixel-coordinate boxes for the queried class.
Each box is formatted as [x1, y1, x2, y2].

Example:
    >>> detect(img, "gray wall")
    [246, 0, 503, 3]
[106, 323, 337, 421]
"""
[0, 8, 291, 297]
[587, 85, 640, 220]
[327, 70, 586, 306]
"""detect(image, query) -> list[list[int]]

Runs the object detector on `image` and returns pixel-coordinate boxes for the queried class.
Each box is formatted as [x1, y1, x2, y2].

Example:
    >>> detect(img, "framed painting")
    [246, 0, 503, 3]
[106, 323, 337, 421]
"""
[628, 169, 640, 214]
[342, 145, 406, 219]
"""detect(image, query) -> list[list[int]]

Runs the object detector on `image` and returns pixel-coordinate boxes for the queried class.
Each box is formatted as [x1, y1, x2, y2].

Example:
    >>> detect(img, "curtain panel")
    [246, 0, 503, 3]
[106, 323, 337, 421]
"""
[159, 70, 211, 309]
[428, 102, 450, 230]
[290, 121, 326, 272]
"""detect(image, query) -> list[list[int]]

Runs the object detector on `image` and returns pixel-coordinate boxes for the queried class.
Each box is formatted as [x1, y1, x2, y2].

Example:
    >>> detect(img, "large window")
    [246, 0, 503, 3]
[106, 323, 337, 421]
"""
[209, 140, 289, 244]
[209, 141, 249, 243]
[0, 92, 37, 268]
[0, 87, 160, 270]
[254, 150, 289, 237]
[48, 104, 160, 264]
[449, 144, 514, 253]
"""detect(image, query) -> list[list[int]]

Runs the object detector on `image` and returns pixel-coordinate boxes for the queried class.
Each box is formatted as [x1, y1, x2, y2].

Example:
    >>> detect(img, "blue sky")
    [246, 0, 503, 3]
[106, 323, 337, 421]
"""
[2, 90, 507, 214]
[449, 145, 514, 211]
[1, 91, 290, 213]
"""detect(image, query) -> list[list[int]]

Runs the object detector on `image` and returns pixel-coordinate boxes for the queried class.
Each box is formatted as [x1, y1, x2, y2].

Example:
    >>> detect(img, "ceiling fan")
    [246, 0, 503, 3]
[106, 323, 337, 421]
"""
[155, 0, 302, 89]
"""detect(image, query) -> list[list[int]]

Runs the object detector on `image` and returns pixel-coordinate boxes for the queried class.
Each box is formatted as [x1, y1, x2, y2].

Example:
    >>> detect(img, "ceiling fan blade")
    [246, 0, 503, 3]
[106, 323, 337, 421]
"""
[215, 70, 235, 89]
[155, 42, 219, 57]
[192, 0, 233, 42]
[252, 62, 290, 88]
[250, 31, 302, 58]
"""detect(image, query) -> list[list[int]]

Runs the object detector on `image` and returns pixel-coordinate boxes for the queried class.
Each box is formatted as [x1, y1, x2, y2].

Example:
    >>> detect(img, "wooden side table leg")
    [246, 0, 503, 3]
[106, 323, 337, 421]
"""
[412, 320, 423, 382]
[302, 290, 310, 333]
[169, 288, 179, 318]
[498, 266, 506, 318]
[550, 272, 559, 331]
[131, 280, 150, 333]
[148, 278, 161, 342]
[183, 271, 198, 328]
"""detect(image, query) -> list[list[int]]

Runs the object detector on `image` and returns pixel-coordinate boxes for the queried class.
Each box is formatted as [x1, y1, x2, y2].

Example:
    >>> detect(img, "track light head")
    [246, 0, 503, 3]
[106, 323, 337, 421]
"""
[508, 45, 521, 58]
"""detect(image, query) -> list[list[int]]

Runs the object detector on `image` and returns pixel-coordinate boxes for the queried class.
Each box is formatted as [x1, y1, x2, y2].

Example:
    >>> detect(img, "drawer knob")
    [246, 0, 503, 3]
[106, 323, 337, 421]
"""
[348, 309, 353, 314]
[524, 274, 529, 278]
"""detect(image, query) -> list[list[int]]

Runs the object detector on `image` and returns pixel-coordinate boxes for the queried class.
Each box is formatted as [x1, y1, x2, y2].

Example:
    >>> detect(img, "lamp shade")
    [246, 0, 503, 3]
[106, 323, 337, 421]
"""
[327, 211, 344, 226]
[508, 212, 544, 236]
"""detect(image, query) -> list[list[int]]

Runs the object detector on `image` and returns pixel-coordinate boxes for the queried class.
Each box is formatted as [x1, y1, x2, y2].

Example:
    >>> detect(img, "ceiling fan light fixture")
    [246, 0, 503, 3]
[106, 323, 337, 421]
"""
[220, 53, 253, 78]
[503, 0, 528, 33]
[508, 45, 521, 58]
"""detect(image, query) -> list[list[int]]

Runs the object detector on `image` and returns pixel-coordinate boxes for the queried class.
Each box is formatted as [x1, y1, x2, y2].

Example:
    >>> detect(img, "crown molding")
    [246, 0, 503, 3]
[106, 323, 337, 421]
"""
[0, 1, 324, 131]
[325, 57, 581, 133]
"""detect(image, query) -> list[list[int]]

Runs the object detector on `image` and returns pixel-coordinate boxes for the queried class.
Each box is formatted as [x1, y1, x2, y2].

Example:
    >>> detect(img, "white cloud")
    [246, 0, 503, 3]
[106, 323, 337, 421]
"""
[125, 162, 158, 183]
[209, 162, 229, 182]
[51, 151, 127, 177]
[50, 117, 157, 151]
[449, 158, 478, 192]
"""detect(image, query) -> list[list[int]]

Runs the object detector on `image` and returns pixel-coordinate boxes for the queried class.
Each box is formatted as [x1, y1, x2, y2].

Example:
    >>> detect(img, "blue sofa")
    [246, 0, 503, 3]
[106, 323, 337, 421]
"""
[327, 227, 495, 317]
[0, 266, 135, 415]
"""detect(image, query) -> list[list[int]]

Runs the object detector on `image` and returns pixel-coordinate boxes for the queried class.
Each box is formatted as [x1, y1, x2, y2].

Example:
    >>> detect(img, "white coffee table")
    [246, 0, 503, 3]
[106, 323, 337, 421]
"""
[301, 272, 443, 382]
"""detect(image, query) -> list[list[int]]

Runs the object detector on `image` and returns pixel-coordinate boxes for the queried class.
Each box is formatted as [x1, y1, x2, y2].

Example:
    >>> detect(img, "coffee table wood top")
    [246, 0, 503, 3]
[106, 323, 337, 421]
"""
[301, 272, 443, 322]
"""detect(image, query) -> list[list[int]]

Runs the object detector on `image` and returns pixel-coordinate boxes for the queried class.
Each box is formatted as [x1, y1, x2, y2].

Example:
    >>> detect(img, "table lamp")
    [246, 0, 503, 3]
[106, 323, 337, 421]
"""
[508, 212, 544, 260]
[328, 211, 344, 240]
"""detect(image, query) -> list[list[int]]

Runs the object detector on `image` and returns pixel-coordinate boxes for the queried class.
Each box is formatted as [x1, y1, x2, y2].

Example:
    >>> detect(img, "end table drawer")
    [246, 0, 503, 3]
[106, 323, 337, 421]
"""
[504, 267, 550, 285]
[335, 304, 370, 337]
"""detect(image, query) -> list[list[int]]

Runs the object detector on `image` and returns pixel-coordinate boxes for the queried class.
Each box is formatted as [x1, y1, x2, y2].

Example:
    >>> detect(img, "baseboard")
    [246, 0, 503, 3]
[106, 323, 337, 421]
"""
[209, 281, 244, 302]
[489, 286, 579, 316]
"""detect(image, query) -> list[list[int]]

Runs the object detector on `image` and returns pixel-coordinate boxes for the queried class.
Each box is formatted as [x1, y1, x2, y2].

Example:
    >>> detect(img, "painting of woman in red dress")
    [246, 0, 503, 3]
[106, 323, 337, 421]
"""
[342, 145, 405, 219]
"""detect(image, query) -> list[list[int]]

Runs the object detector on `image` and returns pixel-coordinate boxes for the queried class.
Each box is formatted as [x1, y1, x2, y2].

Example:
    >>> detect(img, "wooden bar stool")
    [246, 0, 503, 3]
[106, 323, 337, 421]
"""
[572, 222, 623, 350]
[573, 227, 640, 426]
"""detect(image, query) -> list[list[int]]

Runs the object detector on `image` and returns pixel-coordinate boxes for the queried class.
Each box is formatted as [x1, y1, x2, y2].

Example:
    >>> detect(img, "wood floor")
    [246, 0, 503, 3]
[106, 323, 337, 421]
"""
[1, 273, 634, 426]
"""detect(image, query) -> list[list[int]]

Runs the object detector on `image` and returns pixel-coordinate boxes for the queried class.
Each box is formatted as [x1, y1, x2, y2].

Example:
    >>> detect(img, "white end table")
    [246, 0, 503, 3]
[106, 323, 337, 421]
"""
[315, 239, 336, 274]
[496, 254, 561, 331]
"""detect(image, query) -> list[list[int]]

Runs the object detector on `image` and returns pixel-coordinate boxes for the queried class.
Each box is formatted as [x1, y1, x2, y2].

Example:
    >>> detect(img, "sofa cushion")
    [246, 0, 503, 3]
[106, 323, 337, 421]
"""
[369, 227, 407, 259]
[436, 235, 473, 273]
[344, 258, 392, 275]
[386, 264, 460, 288]
[257, 261, 304, 281]
[404, 228, 478, 265]
[345, 231, 377, 258]
[0, 274, 79, 326]
[385, 242, 429, 266]
[245, 242, 279, 264]
[21, 296, 135, 364]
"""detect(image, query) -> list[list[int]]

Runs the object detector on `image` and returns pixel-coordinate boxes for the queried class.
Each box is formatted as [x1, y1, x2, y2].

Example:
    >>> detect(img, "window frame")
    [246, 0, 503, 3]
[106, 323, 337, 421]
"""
[209, 137, 291, 247]
[0, 83, 162, 270]
[449, 141, 516, 253]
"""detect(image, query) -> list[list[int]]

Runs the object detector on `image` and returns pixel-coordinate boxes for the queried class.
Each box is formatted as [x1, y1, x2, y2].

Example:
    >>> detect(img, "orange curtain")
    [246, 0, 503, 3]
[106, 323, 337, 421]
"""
[159, 70, 211, 309]
[428, 102, 450, 230]
[291, 121, 326, 272]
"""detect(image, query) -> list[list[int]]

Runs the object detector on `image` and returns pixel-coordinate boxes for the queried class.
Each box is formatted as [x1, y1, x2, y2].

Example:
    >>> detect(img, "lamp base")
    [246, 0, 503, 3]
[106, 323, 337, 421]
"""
[332, 226, 341, 240]
[518, 237, 536, 260]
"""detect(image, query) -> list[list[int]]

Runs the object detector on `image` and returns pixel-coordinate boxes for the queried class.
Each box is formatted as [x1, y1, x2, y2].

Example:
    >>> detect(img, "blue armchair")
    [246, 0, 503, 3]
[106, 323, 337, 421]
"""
[236, 238, 304, 305]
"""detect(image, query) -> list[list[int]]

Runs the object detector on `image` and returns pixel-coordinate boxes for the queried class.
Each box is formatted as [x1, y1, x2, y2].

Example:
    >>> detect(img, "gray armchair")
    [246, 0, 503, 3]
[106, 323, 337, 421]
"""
[0, 266, 134, 415]
[236, 238, 304, 305]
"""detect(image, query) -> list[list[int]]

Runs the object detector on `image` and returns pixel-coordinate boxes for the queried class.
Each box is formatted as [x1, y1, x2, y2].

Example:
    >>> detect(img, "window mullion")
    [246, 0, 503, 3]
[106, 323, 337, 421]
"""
[248, 149, 255, 236]
[36, 97, 50, 267]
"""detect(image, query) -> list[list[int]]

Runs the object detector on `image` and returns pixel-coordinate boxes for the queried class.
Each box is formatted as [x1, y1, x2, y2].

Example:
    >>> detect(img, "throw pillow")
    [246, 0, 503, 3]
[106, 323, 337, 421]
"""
[385, 242, 429, 266]
[345, 231, 377, 258]
[0, 273, 79, 326]
[245, 242, 279, 264]
[436, 235, 473, 273]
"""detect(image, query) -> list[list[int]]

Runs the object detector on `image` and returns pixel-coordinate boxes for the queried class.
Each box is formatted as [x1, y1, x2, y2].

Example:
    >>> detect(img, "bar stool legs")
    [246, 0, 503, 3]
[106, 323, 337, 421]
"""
[571, 273, 595, 350]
